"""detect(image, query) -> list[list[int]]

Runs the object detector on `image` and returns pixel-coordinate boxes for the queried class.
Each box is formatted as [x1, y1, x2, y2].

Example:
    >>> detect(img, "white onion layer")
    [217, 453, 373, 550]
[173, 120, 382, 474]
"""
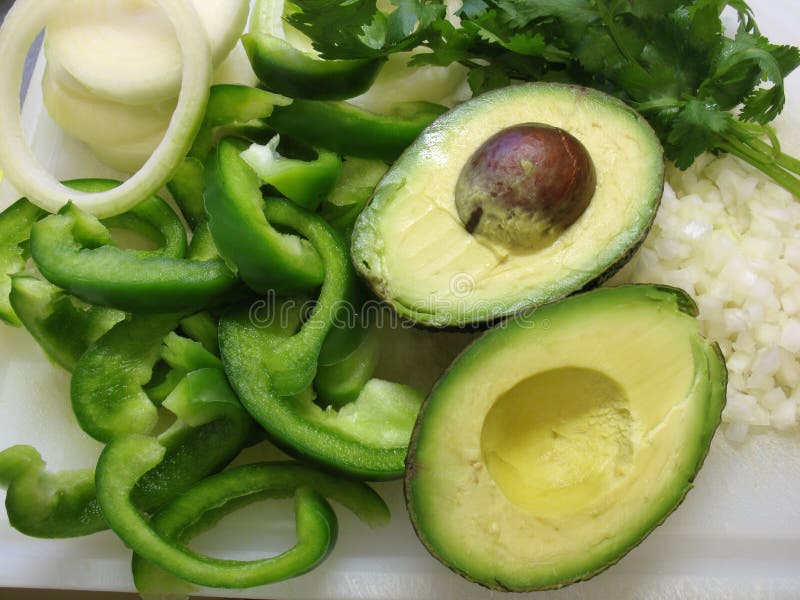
[0, 0, 212, 218]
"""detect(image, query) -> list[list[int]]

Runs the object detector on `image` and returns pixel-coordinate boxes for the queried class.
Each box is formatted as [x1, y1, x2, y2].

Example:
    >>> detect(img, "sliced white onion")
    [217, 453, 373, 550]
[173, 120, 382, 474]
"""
[0, 0, 212, 218]
[211, 40, 259, 88]
[44, 0, 249, 105]
[42, 60, 175, 147]
[88, 131, 164, 174]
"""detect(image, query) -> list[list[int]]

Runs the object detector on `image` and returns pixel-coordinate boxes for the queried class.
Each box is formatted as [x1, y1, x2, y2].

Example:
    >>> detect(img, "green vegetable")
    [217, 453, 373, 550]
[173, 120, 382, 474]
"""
[167, 84, 291, 227]
[213, 192, 356, 396]
[145, 332, 224, 402]
[0, 368, 254, 538]
[71, 313, 181, 442]
[287, 0, 800, 195]
[220, 299, 423, 480]
[204, 137, 325, 294]
[30, 196, 237, 313]
[2, 177, 168, 326]
[240, 136, 343, 211]
[0, 198, 45, 326]
[97, 435, 385, 589]
[242, 31, 385, 100]
[265, 99, 448, 162]
[130, 460, 389, 595]
[9, 275, 125, 372]
[315, 327, 380, 409]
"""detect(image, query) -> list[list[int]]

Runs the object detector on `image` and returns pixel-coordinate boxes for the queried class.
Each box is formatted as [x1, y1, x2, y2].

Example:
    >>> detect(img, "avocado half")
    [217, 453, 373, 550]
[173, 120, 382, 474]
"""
[351, 84, 664, 327]
[405, 284, 726, 591]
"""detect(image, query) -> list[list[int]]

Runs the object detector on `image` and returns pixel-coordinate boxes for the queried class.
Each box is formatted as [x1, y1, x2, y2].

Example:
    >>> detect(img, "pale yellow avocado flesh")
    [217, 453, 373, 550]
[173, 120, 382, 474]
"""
[405, 286, 724, 590]
[352, 84, 664, 327]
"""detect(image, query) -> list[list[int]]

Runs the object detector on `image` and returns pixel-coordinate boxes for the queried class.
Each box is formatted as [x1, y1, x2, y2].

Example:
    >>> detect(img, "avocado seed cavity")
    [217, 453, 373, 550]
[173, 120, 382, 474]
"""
[455, 123, 596, 249]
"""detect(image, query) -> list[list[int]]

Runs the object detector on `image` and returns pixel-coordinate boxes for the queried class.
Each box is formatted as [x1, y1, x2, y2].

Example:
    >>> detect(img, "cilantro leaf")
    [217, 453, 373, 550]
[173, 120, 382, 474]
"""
[288, 0, 800, 195]
[666, 99, 731, 168]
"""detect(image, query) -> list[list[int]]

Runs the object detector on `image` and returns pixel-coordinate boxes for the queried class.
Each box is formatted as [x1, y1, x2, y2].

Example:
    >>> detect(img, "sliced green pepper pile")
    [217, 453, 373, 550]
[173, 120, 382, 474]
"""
[0, 31, 443, 596]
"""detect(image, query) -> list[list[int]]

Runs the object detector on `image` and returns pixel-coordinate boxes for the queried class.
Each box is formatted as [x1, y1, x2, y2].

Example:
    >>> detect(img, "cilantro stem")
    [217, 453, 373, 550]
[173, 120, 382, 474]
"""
[716, 136, 800, 198]
[744, 136, 800, 175]
[728, 120, 800, 176]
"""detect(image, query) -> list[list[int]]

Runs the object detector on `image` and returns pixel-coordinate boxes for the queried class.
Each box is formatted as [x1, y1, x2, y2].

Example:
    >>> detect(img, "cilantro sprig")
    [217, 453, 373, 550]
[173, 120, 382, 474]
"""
[288, 0, 800, 196]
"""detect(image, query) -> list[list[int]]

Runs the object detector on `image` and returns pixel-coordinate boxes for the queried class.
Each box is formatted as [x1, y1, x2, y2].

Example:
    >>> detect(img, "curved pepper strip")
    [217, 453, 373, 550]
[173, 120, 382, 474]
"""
[240, 135, 342, 211]
[131, 460, 389, 596]
[179, 311, 220, 356]
[315, 326, 380, 409]
[145, 332, 223, 403]
[250, 196, 354, 395]
[71, 313, 182, 442]
[9, 275, 125, 372]
[168, 84, 291, 226]
[1, 178, 174, 325]
[265, 100, 448, 162]
[30, 200, 237, 313]
[0, 198, 44, 325]
[0, 368, 255, 538]
[205, 137, 324, 294]
[97, 436, 338, 589]
[242, 32, 384, 101]
[220, 300, 421, 480]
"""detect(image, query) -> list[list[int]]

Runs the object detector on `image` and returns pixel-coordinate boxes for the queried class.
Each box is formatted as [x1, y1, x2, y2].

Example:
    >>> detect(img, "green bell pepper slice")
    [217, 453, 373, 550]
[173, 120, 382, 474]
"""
[0, 198, 45, 326]
[1, 177, 176, 325]
[179, 311, 220, 356]
[315, 327, 380, 409]
[71, 313, 182, 442]
[168, 157, 207, 228]
[265, 100, 447, 162]
[0, 368, 254, 538]
[30, 200, 237, 313]
[240, 195, 354, 396]
[242, 31, 384, 101]
[220, 298, 423, 480]
[205, 137, 324, 294]
[130, 460, 388, 595]
[240, 135, 342, 211]
[168, 84, 291, 226]
[9, 275, 125, 372]
[145, 332, 223, 403]
[97, 435, 340, 589]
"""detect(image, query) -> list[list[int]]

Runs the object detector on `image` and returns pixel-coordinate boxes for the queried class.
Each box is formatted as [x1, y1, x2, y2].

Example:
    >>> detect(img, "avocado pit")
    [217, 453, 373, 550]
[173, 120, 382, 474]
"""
[454, 123, 596, 249]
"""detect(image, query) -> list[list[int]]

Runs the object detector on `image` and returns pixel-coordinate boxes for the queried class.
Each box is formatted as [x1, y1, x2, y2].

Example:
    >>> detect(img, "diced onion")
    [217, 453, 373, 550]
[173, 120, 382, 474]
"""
[0, 0, 212, 218]
[612, 152, 800, 439]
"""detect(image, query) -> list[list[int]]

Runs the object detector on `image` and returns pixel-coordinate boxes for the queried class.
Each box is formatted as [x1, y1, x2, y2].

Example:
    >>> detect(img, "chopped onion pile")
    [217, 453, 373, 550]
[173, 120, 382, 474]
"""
[613, 154, 800, 441]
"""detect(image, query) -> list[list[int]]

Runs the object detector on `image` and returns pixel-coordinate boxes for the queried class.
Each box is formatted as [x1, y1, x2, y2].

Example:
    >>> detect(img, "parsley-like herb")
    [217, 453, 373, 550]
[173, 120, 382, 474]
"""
[288, 0, 800, 196]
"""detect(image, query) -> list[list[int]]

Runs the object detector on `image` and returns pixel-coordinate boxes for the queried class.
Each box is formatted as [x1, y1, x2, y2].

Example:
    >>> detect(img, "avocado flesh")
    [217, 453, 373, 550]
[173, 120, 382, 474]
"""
[405, 285, 726, 591]
[352, 84, 664, 327]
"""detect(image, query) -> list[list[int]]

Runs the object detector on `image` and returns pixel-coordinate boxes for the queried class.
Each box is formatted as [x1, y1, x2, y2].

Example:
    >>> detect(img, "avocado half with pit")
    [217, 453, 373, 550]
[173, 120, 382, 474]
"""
[351, 83, 664, 327]
[405, 284, 726, 591]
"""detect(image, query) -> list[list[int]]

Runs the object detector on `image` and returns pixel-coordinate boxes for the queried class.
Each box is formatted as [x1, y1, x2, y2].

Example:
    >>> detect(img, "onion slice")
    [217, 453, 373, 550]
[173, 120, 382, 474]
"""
[0, 0, 212, 218]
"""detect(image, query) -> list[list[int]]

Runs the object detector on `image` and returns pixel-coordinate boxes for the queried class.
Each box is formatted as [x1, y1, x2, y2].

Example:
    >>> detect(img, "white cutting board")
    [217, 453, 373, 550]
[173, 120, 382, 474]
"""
[1, 1, 800, 598]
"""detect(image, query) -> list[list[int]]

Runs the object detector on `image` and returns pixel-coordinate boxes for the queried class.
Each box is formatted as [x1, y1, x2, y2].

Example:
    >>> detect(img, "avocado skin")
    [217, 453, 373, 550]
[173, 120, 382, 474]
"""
[352, 83, 666, 328]
[403, 284, 727, 591]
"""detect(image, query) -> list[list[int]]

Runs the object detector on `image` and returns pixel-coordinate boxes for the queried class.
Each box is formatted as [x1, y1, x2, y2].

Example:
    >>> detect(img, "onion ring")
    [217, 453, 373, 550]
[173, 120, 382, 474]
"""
[0, 0, 212, 218]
